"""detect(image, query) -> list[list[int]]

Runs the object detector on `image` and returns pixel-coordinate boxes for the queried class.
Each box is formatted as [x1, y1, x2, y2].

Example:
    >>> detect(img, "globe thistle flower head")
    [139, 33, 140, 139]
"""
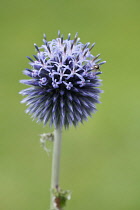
[20, 31, 106, 128]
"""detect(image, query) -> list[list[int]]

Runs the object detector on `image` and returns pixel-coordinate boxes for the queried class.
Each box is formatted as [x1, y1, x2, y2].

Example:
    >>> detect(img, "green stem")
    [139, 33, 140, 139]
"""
[50, 128, 62, 210]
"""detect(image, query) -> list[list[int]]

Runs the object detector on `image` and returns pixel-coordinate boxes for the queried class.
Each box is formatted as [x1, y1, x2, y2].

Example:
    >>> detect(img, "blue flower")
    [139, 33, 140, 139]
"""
[19, 31, 106, 128]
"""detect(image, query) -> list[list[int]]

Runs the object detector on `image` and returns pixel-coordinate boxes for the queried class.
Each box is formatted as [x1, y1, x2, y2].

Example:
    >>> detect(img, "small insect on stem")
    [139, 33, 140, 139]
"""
[91, 64, 101, 76]
[94, 64, 100, 70]
[90, 64, 100, 71]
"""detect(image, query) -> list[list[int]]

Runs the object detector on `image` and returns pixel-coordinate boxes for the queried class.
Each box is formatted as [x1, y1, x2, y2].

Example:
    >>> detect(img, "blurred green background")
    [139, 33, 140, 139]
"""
[1, 0, 140, 209]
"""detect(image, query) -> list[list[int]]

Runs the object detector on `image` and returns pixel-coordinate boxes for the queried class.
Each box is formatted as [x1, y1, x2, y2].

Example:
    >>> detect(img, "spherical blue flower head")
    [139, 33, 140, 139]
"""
[20, 32, 106, 128]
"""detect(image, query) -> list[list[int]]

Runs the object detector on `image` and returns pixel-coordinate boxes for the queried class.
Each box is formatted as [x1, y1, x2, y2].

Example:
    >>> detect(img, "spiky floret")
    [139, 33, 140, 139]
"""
[20, 31, 106, 128]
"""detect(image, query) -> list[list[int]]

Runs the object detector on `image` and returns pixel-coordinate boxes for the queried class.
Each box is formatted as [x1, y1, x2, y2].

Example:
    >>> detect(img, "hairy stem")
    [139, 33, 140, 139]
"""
[50, 128, 62, 210]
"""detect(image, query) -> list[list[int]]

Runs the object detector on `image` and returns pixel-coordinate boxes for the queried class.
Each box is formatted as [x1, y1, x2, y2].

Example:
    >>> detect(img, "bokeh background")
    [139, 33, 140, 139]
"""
[1, 0, 140, 209]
